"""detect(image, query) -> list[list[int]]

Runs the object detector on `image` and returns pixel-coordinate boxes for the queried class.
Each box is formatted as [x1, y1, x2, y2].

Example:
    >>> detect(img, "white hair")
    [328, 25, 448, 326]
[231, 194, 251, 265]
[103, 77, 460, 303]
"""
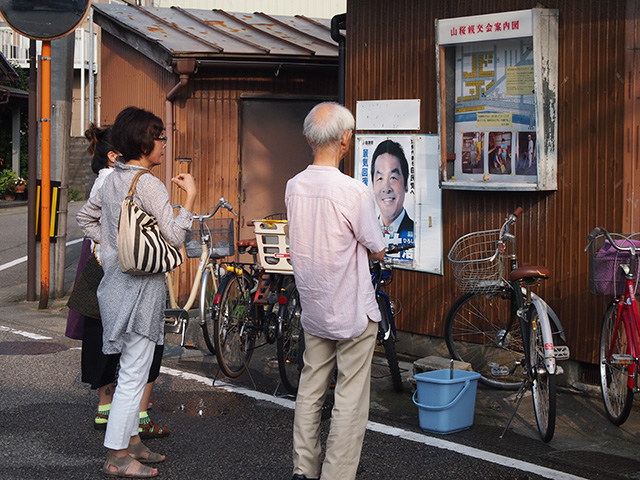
[303, 102, 355, 153]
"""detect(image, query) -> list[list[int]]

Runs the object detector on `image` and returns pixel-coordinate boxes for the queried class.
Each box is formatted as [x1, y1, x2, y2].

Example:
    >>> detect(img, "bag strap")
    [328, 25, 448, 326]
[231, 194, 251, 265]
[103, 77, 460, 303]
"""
[127, 170, 150, 198]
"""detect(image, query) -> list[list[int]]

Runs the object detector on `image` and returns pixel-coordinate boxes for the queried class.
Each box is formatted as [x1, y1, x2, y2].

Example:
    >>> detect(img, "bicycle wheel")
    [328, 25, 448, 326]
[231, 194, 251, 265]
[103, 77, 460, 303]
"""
[200, 266, 217, 355]
[277, 284, 304, 394]
[528, 303, 556, 442]
[600, 301, 634, 425]
[445, 291, 525, 389]
[214, 272, 256, 378]
[377, 295, 403, 392]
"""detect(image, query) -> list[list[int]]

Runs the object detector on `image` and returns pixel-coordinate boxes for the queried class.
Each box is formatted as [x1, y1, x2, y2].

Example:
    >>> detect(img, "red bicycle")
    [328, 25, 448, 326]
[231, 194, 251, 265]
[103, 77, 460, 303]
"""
[586, 227, 640, 425]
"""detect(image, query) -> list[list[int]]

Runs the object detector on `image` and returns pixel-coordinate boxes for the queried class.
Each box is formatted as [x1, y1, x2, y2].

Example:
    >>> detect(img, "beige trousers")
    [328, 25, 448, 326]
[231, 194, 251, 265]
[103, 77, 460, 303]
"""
[292, 320, 377, 480]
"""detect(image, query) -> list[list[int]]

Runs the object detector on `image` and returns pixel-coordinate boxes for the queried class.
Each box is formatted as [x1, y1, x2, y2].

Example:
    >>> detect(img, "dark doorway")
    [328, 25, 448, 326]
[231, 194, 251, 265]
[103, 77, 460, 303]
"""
[239, 97, 322, 238]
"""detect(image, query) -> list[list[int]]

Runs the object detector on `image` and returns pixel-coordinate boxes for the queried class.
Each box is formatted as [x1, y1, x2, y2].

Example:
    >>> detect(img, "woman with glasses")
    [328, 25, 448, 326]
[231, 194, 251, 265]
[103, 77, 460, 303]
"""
[78, 107, 197, 478]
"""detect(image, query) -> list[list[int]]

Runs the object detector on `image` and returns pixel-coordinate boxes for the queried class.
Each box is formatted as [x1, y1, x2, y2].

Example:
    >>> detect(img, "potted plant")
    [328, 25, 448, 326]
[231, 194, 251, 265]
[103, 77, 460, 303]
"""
[0, 169, 18, 200]
[14, 176, 26, 194]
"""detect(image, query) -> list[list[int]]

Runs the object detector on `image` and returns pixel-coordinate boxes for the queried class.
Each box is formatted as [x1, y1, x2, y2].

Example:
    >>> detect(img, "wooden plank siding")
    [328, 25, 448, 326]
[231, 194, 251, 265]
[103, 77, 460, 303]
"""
[346, 0, 628, 364]
[99, 32, 337, 304]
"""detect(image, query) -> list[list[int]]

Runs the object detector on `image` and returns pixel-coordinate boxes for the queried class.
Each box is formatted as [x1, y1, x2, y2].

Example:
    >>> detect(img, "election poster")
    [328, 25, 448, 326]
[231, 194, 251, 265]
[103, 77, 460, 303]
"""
[355, 134, 442, 274]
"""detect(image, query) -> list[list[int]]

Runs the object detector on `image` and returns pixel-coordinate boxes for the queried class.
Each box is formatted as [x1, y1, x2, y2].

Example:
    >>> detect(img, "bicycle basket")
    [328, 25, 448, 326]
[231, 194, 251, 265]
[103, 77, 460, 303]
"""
[448, 229, 505, 293]
[588, 232, 640, 296]
[184, 217, 234, 259]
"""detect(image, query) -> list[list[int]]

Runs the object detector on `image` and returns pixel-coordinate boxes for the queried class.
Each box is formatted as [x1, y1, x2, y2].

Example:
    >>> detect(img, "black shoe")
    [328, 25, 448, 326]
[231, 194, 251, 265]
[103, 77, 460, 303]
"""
[292, 475, 318, 480]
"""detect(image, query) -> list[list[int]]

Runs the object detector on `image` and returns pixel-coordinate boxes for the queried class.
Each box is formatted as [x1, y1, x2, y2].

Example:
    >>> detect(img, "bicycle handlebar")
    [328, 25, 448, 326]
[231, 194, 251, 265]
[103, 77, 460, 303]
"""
[386, 243, 415, 255]
[585, 226, 637, 255]
[195, 197, 237, 219]
[500, 206, 523, 237]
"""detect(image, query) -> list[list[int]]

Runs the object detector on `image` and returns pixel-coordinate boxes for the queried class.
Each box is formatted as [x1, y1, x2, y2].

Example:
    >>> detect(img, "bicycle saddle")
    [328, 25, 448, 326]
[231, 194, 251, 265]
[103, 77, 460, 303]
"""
[237, 238, 258, 255]
[509, 265, 550, 282]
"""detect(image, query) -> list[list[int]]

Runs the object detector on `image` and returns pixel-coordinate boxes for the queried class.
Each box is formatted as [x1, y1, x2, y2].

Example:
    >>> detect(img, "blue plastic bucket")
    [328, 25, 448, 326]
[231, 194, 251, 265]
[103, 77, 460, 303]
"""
[412, 369, 481, 434]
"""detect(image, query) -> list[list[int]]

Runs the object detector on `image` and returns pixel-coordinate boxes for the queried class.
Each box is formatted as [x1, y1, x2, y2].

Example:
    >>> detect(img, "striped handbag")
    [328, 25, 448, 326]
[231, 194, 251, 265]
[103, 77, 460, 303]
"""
[117, 171, 184, 275]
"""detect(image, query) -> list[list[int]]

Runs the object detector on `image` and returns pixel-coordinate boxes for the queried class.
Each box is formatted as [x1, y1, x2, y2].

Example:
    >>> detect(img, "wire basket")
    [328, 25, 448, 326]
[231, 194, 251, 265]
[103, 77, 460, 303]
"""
[448, 229, 506, 293]
[184, 217, 234, 259]
[588, 232, 640, 296]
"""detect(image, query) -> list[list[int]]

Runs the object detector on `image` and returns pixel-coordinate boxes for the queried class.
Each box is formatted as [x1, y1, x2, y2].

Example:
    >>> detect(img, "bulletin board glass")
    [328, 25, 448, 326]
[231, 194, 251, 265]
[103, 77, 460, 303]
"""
[436, 8, 558, 191]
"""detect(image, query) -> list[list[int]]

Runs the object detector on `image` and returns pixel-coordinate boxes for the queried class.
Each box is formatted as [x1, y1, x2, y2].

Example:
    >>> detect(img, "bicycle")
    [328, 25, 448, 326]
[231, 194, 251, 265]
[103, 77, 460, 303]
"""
[276, 243, 413, 396]
[444, 207, 569, 442]
[586, 227, 640, 426]
[371, 243, 415, 392]
[212, 217, 299, 390]
[163, 198, 236, 354]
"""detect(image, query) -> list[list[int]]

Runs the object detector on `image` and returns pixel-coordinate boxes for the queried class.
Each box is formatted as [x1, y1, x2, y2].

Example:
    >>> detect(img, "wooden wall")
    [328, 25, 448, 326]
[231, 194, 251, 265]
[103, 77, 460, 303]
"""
[99, 33, 337, 304]
[346, 0, 629, 363]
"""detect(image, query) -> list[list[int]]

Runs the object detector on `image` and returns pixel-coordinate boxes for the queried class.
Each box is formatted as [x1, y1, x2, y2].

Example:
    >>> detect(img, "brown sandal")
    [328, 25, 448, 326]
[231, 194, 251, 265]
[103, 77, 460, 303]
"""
[103, 451, 158, 478]
[128, 441, 165, 464]
[138, 419, 170, 439]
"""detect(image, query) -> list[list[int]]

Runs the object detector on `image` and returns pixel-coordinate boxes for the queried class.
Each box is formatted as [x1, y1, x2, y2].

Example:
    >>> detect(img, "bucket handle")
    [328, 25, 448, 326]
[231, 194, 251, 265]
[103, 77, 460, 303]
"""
[412, 380, 473, 411]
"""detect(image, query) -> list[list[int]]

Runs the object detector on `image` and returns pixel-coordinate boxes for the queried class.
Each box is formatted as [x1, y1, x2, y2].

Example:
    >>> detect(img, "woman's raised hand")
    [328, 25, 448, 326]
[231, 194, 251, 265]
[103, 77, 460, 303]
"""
[171, 173, 197, 211]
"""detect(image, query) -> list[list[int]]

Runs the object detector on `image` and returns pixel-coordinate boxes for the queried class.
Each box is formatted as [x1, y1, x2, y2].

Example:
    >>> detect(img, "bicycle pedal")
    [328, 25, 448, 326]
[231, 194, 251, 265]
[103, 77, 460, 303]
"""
[490, 365, 511, 377]
[183, 343, 198, 350]
[164, 309, 188, 334]
[554, 345, 570, 360]
[610, 354, 635, 365]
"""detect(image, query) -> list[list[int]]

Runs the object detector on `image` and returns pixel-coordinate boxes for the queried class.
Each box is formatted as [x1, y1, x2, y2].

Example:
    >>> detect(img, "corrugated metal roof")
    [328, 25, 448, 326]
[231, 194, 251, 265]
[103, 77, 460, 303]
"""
[92, 2, 338, 71]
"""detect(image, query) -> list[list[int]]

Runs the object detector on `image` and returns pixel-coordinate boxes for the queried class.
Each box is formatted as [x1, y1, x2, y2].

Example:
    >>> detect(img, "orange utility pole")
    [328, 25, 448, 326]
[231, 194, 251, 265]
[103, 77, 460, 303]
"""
[38, 40, 51, 309]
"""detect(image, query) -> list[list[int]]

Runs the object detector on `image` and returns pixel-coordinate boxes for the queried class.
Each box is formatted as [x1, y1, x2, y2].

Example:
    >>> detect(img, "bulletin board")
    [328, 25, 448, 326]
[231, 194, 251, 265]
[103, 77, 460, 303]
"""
[436, 8, 558, 191]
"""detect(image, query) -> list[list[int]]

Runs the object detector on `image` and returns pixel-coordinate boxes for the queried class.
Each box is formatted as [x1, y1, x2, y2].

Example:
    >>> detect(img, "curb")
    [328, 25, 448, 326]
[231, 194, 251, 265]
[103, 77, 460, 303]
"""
[0, 200, 27, 209]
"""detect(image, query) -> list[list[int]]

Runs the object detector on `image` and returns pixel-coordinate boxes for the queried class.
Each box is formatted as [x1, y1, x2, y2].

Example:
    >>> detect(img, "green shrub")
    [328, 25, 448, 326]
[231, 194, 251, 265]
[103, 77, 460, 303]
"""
[0, 169, 18, 196]
[68, 187, 83, 201]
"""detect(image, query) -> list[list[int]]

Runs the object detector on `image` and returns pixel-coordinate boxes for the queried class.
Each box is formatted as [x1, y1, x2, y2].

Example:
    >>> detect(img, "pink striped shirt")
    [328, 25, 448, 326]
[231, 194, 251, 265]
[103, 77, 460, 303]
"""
[285, 165, 385, 340]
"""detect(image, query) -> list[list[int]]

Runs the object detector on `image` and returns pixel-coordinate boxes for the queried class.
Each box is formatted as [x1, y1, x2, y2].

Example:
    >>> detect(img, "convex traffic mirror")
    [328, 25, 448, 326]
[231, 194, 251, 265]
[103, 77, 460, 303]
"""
[0, 0, 91, 40]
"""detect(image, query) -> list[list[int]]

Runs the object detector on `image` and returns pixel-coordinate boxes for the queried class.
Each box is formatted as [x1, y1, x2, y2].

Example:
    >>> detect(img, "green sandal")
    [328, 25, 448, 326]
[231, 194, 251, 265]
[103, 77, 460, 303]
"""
[103, 451, 158, 478]
[138, 419, 170, 439]
[128, 442, 165, 464]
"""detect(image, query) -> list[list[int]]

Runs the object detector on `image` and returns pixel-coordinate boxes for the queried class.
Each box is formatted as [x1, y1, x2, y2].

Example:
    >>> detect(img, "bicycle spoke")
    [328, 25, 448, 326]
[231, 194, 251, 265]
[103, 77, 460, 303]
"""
[445, 292, 525, 389]
[599, 302, 634, 425]
[528, 306, 555, 442]
[214, 273, 255, 378]
[277, 283, 304, 394]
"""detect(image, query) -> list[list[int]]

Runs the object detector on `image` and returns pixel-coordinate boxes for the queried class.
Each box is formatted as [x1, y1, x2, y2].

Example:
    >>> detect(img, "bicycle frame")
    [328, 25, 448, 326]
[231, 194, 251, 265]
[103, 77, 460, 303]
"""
[372, 243, 414, 341]
[371, 261, 396, 341]
[587, 226, 640, 392]
[500, 211, 561, 376]
[164, 198, 236, 348]
[610, 281, 640, 390]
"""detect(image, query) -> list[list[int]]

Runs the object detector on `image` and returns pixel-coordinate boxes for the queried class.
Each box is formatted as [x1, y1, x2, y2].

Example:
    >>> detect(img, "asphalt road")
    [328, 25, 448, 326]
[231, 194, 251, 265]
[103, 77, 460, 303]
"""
[0, 306, 553, 480]
[0, 201, 639, 479]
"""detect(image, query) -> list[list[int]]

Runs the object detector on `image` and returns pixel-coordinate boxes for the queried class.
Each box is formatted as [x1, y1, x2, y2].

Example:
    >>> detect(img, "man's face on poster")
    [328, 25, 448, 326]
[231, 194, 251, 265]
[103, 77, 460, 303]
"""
[372, 153, 406, 227]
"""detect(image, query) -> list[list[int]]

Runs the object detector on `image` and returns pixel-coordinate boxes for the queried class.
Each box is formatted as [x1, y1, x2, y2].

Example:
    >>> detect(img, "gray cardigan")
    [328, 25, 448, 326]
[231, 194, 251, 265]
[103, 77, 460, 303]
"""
[76, 160, 192, 354]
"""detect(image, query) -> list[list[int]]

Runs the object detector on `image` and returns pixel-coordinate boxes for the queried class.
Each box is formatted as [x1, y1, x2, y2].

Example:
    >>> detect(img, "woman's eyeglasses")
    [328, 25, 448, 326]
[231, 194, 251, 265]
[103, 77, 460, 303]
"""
[155, 135, 168, 145]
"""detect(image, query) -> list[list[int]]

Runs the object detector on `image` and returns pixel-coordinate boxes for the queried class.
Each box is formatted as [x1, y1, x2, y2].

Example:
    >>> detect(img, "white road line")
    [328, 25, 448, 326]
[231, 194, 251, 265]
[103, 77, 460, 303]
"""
[0, 325, 51, 340]
[160, 366, 588, 480]
[0, 237, 83, 272]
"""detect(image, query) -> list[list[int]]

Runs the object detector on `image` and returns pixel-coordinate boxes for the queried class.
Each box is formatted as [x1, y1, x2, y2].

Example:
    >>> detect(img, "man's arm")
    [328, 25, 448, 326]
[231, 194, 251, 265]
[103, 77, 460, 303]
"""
[369, 249, 385, 261]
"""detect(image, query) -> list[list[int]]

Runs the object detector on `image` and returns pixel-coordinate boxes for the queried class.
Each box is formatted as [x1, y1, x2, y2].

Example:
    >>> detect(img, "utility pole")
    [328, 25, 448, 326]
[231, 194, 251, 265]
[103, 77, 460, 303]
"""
[0, 1, 92, 308]
[52, 34, 74, 298]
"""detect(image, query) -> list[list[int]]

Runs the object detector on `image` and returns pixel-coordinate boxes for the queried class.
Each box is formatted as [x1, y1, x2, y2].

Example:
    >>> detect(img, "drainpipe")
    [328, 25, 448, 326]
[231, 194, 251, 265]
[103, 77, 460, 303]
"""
[164, 59, 196, 192]
[331, 13, 346, 106]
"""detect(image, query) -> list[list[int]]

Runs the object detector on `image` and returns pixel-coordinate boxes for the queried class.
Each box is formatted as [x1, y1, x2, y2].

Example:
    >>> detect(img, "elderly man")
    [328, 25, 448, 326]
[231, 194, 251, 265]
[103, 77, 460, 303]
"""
[285, 102, 385, 480]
